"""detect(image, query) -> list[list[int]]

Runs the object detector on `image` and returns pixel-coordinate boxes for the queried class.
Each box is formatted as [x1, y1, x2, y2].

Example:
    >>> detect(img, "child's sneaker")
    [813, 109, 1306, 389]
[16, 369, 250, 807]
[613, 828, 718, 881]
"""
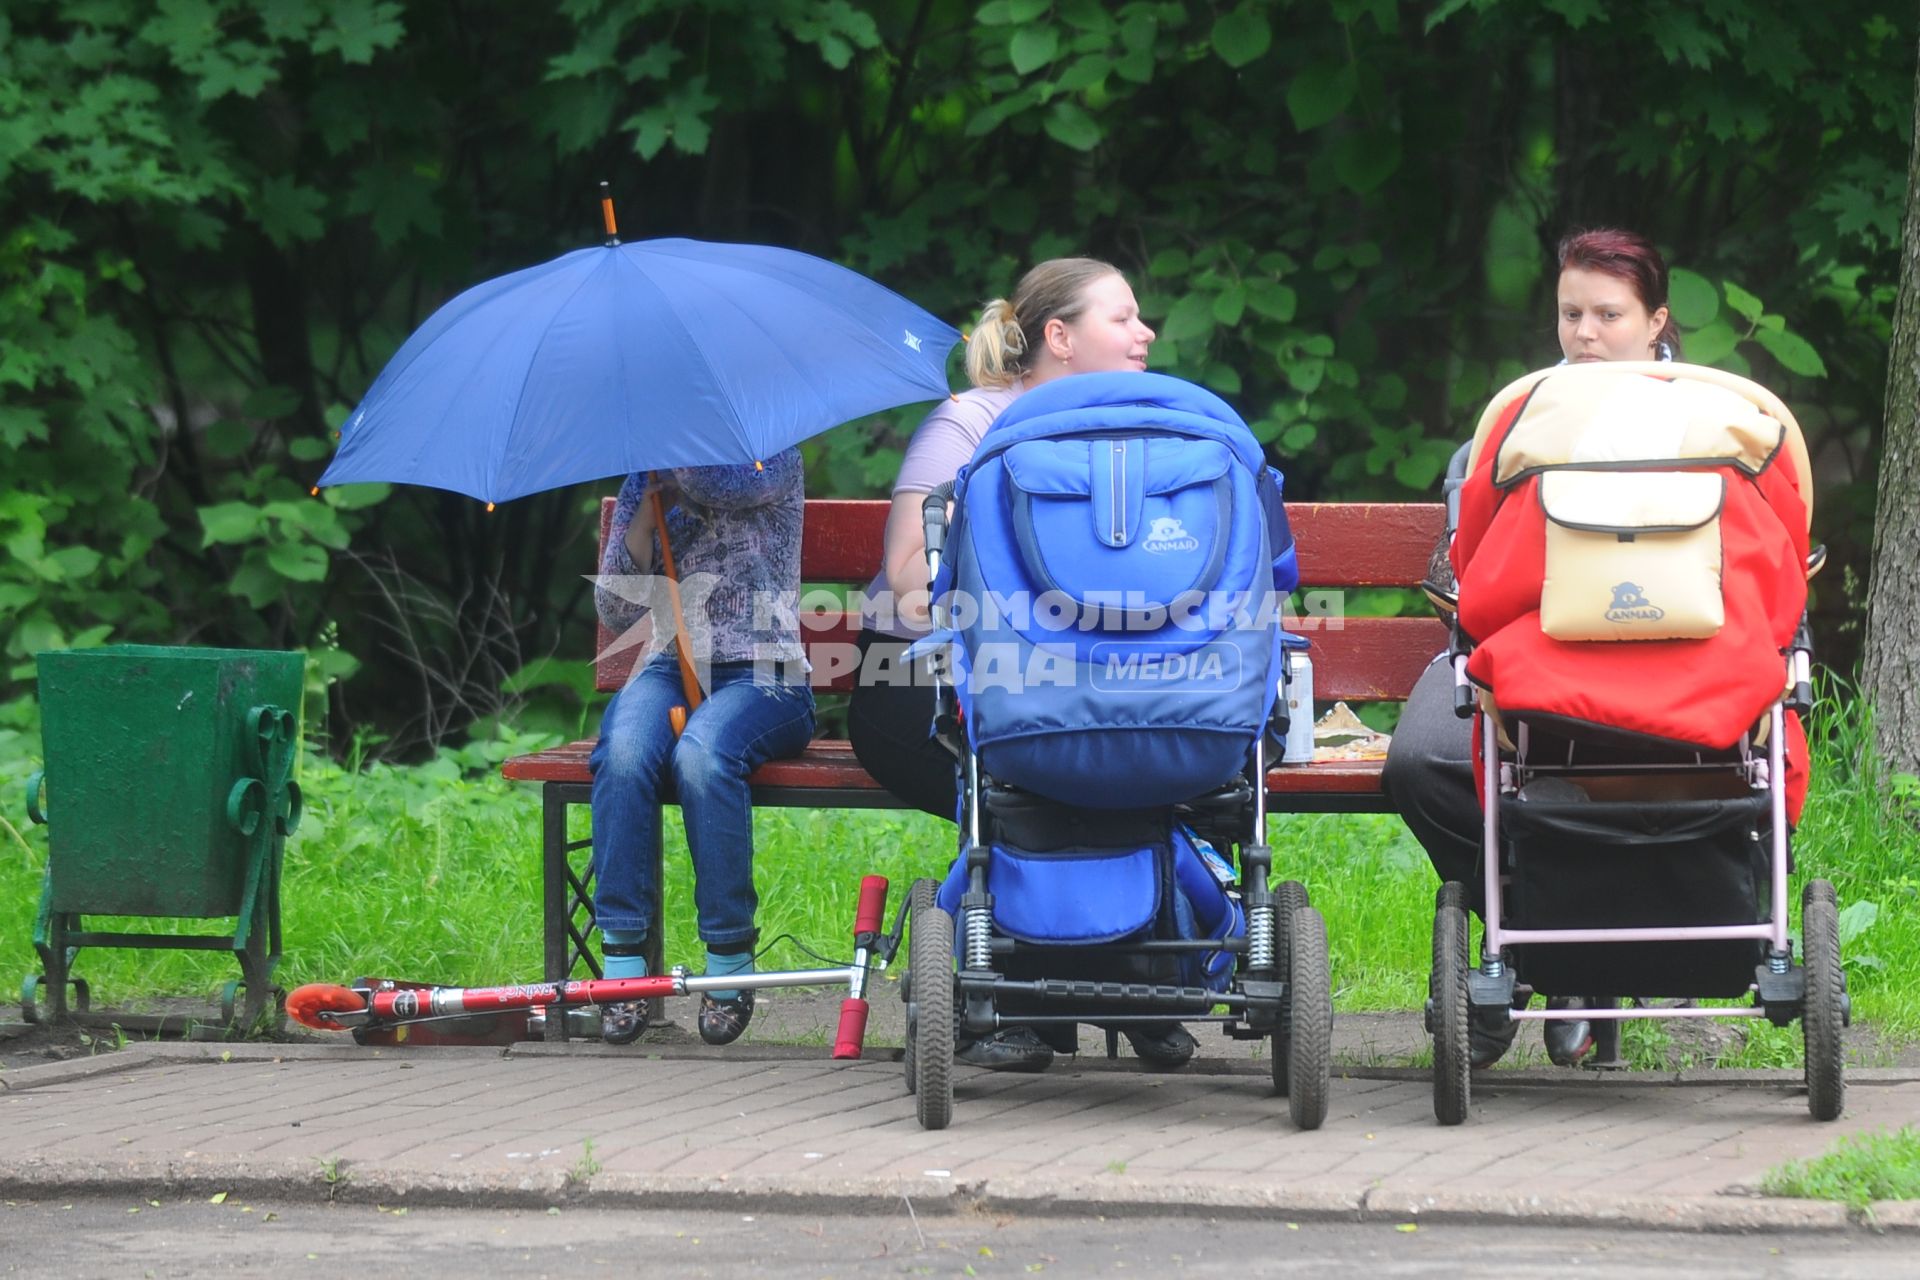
[600, 1000, 649, 1046]
[698, 990, 755, 1045]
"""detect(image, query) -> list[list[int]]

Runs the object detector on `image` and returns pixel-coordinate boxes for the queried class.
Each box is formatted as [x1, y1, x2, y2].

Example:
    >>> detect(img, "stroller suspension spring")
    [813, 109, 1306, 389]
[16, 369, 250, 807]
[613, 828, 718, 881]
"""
[1247, 904, 1275, 971]
[964, 907, 993, 970]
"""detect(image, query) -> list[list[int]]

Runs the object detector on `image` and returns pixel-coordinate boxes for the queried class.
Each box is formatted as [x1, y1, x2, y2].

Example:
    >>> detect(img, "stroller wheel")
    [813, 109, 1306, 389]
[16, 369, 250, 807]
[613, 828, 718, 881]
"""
[1273, 880, 1310, 954]
[1801, 880, 1846, 1122]
[910, 899, 957, 1130]
[1268, 880, 1310, 1096]
[1284, 905, 1332, 1131]
[1431, 881, 1473, 1126]
[901, 879, 939, 1096]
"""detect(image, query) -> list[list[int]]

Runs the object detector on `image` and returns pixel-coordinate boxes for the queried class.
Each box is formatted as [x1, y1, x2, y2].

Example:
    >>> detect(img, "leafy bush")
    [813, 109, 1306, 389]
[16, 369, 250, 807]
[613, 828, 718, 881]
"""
[3, 0, 1909, 751]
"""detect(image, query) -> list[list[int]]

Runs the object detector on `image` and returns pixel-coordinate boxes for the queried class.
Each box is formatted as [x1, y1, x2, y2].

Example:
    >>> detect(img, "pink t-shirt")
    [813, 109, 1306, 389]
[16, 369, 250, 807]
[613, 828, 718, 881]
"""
[862, 383, 1024, 638]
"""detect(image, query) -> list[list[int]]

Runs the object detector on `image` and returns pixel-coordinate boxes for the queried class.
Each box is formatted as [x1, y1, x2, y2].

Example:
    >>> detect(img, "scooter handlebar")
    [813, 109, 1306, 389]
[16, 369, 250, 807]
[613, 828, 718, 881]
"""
[832, 998, 870, 1060]
[854, 874, 889, 939]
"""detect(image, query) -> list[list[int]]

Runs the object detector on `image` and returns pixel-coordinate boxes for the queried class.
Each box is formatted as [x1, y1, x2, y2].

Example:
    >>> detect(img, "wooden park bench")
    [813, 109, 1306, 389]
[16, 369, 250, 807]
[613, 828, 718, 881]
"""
[501, 498, 1446, 999]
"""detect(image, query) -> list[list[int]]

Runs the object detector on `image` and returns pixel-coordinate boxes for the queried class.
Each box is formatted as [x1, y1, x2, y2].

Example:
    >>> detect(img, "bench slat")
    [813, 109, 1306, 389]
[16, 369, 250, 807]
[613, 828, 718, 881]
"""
[501, 736, 1386, 799]
[1288, 503, 1441, 588]
[801, 498, 892, 582]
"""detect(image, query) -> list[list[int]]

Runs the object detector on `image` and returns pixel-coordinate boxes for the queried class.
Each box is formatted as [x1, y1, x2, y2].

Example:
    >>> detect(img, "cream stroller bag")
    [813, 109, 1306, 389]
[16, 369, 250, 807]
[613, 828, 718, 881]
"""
[1538, 469, 1726, 641]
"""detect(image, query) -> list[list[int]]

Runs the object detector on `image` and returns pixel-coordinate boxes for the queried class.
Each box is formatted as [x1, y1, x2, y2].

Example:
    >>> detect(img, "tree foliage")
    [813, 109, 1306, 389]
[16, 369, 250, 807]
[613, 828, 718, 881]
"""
[2, 0, 1913, 749]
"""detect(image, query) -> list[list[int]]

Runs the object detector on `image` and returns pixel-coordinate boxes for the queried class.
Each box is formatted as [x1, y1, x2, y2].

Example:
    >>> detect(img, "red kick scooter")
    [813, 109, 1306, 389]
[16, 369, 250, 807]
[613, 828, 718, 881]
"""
[287, 876, 895, 1059]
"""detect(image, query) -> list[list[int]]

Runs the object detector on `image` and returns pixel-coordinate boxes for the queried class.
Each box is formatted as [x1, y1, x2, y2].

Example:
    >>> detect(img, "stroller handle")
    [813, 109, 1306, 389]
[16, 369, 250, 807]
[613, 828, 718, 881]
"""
[921, 482, 955, 569]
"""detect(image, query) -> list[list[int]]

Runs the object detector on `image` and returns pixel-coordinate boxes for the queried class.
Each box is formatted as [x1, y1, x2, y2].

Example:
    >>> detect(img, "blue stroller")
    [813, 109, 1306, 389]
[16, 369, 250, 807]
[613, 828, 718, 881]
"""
[899, 372, 1333, 1130]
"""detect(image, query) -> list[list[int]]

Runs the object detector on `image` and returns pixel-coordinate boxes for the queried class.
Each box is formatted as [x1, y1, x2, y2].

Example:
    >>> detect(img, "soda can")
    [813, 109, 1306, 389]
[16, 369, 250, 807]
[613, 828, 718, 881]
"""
[1281, 649, 1315, 764]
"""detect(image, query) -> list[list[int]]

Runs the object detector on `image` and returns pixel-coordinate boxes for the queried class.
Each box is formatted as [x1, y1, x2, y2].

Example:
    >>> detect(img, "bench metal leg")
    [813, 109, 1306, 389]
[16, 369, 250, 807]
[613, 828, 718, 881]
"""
[542, 785, 573, 985]
[541, 785, 572, 1041]
[541, 782, 601, 1041]
[541, 781, 668, 1032]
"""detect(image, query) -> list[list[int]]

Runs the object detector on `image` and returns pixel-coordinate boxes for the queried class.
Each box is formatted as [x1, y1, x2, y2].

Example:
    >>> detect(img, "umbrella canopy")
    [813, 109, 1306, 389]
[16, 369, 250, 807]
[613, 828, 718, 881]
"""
[319, 238, 961, 504]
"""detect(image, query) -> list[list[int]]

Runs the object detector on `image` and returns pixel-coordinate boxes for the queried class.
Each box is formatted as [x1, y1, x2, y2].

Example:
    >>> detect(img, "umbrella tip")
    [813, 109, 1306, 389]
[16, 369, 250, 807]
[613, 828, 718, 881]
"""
[599, 181, 619, 246]
[309, 486, 319, 497]
[486, 501, 496, 513]
[755, 459, 764, 472]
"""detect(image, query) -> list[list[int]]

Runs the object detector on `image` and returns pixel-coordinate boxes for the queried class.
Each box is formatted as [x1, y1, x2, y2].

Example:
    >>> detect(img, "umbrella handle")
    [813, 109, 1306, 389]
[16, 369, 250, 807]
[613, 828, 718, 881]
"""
[649, 486, 705, 734]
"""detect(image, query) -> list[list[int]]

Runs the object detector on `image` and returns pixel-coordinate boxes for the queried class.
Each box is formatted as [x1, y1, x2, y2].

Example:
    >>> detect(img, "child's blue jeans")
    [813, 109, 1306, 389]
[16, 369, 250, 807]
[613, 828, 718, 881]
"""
[589, 655, 815, 947]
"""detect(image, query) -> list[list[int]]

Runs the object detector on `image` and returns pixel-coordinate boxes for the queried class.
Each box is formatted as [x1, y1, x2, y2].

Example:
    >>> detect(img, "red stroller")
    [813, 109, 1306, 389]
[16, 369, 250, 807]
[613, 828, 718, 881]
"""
[1431, 361, 1843, 1124]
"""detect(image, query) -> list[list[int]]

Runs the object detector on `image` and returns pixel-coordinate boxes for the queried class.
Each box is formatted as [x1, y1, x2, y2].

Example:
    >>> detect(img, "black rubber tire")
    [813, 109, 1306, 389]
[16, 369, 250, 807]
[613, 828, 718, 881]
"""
[1267, 879, 1310, 1096]
[1273, 879, 1310, 962]
[909, 878, 939, 914]
[911, 902, 957, 1130]
[1285, 905, 1333, 1130]
[1432, 881, 1472, 1126]
[901, 879, 939, 1095]
[1802, 880, 1845, 1122]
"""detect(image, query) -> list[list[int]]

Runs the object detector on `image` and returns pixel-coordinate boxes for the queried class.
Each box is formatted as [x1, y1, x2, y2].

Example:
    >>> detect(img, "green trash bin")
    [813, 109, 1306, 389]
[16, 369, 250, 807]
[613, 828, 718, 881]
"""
[24, 645, 304, 1030]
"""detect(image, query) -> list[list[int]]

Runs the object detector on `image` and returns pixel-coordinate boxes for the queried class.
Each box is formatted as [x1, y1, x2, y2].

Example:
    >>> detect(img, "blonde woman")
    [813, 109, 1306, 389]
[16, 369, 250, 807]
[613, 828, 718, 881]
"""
[849, 258, 1154, 815]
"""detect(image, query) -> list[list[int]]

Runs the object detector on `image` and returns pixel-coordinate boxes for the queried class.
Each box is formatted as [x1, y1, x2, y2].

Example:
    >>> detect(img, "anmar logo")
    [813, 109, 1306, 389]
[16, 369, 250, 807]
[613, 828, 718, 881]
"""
[1604, 581, 1665, 624]
[1142, 516, 1200, 554]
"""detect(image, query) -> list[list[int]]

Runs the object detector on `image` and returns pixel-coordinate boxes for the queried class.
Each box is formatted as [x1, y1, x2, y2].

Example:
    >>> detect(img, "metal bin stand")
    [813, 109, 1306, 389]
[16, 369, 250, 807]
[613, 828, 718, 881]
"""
[24, 645, 304, 1032]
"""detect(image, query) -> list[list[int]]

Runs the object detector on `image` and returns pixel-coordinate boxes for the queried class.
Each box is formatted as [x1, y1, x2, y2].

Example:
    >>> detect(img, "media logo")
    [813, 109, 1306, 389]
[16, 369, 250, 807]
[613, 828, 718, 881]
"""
[1089, 641, 1241, 694]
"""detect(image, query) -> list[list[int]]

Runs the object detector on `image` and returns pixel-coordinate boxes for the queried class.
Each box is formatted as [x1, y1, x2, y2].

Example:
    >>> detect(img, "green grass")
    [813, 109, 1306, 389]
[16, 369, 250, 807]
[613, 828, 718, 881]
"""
[1761, 1126, 1920, 1213]
[1782, 688, 1920, 1037]
[1268, 811, 1433, 1010]
[1, 683, 1916, 1056]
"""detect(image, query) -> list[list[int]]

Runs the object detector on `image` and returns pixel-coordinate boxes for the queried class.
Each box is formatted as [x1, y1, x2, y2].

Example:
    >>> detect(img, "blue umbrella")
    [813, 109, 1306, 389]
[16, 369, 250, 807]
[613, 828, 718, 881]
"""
[318, 237, 961, 504]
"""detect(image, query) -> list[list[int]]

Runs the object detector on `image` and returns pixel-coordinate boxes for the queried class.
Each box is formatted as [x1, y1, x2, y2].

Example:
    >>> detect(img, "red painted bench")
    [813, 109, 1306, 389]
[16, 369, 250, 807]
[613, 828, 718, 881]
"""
[502, 499, 1446, 987]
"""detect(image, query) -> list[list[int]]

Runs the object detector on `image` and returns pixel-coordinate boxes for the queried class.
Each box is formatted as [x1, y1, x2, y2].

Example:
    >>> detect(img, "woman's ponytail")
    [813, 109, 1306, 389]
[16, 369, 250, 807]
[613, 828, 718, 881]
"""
[963, 257, 1122, 388]
[965, 297, 1027, 388]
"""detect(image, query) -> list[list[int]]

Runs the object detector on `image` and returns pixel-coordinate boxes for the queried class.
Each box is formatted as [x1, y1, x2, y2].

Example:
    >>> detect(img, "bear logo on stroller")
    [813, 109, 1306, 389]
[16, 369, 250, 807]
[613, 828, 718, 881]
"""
[1141, 515, 1200, 554]
[1603, 581, 1664, 623]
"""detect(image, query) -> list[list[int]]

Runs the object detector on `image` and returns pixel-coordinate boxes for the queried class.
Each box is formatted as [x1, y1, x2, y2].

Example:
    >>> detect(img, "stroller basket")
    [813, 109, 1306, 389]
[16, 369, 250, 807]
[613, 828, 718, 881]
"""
[1503, 791, 1769, 998]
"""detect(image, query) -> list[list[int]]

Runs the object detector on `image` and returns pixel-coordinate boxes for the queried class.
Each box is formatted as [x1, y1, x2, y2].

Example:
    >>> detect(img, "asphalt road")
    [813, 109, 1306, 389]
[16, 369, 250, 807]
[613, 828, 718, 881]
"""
[1, 1197, 1912, 1278]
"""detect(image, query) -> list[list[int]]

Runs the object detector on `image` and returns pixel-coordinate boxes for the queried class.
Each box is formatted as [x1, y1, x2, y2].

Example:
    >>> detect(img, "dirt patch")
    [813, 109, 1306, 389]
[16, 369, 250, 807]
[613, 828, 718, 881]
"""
[0, 1018, 103, 1072]
[0, 995, 320, 1074]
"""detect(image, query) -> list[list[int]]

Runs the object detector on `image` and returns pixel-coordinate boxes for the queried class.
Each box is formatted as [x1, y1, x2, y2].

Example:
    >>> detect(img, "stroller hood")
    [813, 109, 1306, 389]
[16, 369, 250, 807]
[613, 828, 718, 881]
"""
[1451, 363, 1812, 812]
[977, 371, 1272, 478]
[938, 372, 1294, 808]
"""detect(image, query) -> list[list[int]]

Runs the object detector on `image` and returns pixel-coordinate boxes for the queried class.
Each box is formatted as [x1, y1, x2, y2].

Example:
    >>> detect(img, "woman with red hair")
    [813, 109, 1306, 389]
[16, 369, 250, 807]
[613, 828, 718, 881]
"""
[1555, 228, 1682, 364]
[1383, 227, 1680, 1070]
